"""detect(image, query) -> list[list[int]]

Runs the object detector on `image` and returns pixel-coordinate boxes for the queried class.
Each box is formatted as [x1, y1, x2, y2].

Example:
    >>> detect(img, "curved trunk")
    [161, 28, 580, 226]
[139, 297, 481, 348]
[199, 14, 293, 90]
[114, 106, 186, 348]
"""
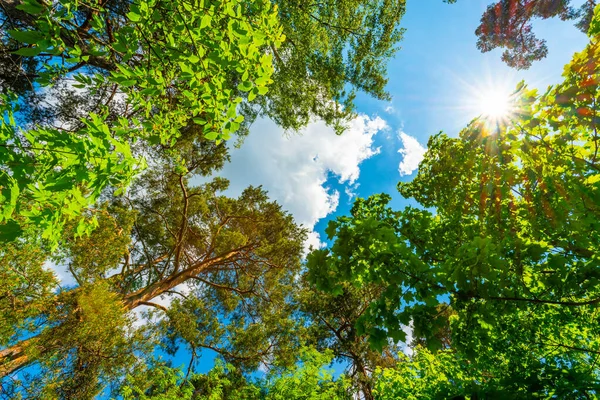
[0, 338, 33, 378]
[0, 248, 243, 378]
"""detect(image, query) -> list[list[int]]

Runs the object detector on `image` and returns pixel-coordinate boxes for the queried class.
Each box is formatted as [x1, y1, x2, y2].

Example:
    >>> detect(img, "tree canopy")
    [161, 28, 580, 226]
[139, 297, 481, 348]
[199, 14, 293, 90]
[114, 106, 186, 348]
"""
[447, 0, 597, 69]
[308, 10, 600, 397]
[1, 0, 600, 399]
[0, 0, 408, 395]
[0, 0, 406, 246]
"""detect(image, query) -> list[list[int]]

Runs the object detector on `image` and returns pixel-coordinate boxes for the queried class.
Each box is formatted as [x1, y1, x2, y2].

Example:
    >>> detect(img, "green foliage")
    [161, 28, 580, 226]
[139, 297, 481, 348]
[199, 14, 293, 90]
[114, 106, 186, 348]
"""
[308, 11, 600, 396]
[9, 1, 600, 397]
[4, 0, 283, 142]
[5, 281, 147, 399]
[248, 0, 406, 133]
[373, 347, 482, 399]
[0, 93, 141, 246]
[264, 348, 350, 400]
[375, 343, 600, 399]
[0, 0, 284, 246]
[118, 348, 351, 400]
[55, 204, 136, 284]
[296, 275, 399, 399]
[0, 240, 56, 346]
[119, 364, 197, 400]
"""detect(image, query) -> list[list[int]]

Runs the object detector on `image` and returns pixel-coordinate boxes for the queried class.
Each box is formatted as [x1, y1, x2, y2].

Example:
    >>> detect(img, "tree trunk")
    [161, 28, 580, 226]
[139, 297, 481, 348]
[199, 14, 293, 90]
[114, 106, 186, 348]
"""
[0, 338, 33, 378]
[0, 248, 243, 378]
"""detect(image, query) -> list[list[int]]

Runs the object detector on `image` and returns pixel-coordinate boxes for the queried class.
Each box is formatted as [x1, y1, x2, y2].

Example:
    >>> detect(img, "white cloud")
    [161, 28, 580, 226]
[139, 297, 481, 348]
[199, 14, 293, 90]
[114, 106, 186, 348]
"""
[219, 115, 387, 252]
[384, 104, 395, 114]
[397, 132, 427, 176]
[401, 322, 414, 356]
[344, 183, 360, 202]
[44, 260, 77, 287]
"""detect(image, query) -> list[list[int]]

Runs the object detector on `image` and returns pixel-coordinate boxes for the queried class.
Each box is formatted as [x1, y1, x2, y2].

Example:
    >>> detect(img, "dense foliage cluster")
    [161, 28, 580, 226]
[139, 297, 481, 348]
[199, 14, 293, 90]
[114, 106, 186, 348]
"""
[1, 0, 599, 399]
[447, 0, 598, 68]
[310, 9, 600, 398]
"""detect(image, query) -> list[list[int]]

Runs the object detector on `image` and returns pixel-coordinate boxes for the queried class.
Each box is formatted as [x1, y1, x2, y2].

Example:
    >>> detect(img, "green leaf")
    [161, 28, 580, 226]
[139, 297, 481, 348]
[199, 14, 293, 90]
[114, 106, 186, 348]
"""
[127, 12, 141, 22]
[15, 0, 44, 15]
[238, 81, 252, 92]
[113, 42, 127, 53]
[200, 14, 211, 29]
[325, 221, 337, 240]
[0, 220, 23, 242]
[205, 131, 218, 140]
[8, 29, 45, 44]
[12, 46, 42, 56]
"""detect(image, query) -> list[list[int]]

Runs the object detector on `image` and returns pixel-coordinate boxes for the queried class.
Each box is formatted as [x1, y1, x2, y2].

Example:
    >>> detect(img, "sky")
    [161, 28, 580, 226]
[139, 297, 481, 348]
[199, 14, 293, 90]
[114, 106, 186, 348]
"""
[219, 0, 590, 253]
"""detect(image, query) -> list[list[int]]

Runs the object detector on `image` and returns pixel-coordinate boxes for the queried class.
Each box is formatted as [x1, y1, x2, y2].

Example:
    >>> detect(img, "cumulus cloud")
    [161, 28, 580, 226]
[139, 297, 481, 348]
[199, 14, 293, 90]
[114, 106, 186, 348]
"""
[397, 132, 427, 176]
[219, 115, 387, 252]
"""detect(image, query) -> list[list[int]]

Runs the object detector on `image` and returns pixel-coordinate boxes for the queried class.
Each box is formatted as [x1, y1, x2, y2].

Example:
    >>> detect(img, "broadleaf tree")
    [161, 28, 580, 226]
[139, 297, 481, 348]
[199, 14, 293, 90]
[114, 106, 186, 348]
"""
[447, 0, 597, 69]
[308, 10, 600, 397]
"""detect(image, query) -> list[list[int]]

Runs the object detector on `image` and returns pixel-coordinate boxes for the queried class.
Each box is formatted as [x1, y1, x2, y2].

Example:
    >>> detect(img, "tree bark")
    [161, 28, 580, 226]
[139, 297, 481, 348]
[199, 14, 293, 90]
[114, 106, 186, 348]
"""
[0, 338, 33, 378]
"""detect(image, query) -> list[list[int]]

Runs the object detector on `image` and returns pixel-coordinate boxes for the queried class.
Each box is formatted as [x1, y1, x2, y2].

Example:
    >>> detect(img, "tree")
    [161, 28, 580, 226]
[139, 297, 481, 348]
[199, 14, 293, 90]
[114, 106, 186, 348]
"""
[296, 276, 400, 400]
[308, 11, 600, 396]
[248, 0, 406, 133]
[0, 135, 306, 397]
[447, 0, 598, 69]
[118, 348, 352, 400]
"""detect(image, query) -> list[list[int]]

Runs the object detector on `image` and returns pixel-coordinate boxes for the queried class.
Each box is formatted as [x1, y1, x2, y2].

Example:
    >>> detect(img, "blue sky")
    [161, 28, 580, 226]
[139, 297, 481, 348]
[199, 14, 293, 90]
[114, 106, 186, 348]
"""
[167, 0, 591, 375]
[337, 0, 589, 212]
[221, 0, 589, 246]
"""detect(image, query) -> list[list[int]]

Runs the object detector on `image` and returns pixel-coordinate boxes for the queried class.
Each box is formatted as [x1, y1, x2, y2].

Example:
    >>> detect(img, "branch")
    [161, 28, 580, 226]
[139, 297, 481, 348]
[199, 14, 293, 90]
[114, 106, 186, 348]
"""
[486, 295, 600, 307]
[139, 301, 168, 313]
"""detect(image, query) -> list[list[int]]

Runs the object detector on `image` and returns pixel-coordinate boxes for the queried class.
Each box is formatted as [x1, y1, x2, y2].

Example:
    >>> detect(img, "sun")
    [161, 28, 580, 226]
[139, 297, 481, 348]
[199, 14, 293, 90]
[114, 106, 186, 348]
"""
[479, 89, 512, 119]
[450, 68, 523, 127]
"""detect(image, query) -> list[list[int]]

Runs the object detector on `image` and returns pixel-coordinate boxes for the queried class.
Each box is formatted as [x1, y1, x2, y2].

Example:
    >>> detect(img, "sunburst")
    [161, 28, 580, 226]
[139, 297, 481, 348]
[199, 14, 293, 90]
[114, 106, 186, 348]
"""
[478, 88, 513, 120]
